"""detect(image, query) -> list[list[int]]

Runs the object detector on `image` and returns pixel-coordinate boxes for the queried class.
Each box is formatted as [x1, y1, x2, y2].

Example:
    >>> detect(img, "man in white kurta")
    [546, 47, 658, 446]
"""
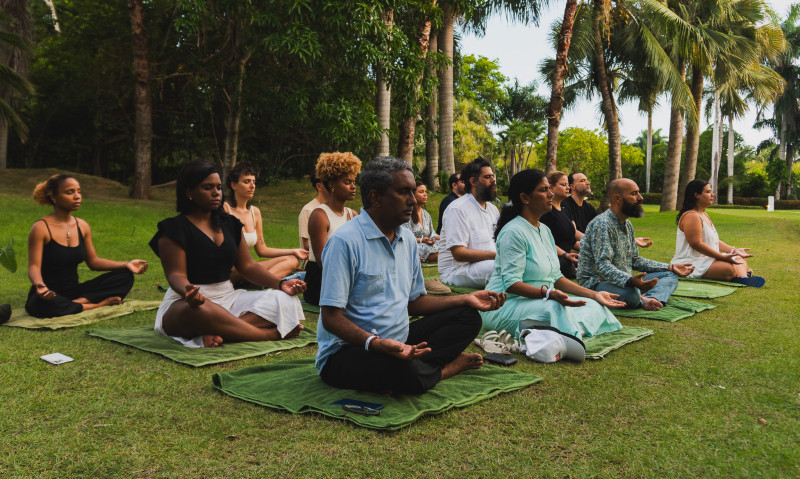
[438, 158, 500, 289]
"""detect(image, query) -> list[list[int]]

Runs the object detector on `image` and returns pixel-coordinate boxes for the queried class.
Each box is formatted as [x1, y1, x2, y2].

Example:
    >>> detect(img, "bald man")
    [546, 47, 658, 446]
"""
[577, 179, 694, 310]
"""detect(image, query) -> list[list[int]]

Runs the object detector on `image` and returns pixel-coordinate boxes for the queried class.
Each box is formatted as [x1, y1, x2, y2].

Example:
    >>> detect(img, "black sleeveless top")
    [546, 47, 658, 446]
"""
[540, 206, 576, 254]
[149, 214, 243, 285]
[40, 218, 86, 292]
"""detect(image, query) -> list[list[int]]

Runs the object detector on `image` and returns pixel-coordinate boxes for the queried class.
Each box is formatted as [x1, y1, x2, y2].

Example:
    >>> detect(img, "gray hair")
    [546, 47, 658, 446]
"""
[360, 156, 413, 208]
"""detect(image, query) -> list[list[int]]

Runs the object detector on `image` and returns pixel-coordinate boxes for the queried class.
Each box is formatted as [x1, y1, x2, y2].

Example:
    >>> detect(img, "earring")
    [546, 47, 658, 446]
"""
[189, 196, 193, 201]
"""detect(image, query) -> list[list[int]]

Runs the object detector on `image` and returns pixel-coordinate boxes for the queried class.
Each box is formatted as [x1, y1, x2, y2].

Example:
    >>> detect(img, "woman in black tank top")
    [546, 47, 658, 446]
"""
[25, 174, 149, 318]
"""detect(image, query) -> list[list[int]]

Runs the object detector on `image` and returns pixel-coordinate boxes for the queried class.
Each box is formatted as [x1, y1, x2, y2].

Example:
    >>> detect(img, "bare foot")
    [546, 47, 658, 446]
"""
[281, 324, 304, 340]
[98, 297, 123, 307]
[441, 353, 483, 380]
[203, 335, 223, 348]
[641, 296, 663, 311]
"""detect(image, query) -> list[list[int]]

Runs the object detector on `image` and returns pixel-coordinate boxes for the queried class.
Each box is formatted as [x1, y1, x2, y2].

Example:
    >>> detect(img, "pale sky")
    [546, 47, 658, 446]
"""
[460, 0, 796, 148]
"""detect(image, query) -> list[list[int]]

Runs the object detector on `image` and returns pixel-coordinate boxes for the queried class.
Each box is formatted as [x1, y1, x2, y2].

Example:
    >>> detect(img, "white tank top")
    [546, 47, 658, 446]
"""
[671, 211, 719, 277]
[308, 203, 355, 262]
[224, 202, 258, 247]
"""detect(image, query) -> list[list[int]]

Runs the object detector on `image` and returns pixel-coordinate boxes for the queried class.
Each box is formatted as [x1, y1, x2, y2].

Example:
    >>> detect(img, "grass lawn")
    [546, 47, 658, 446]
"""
[0, 169, 798, 478]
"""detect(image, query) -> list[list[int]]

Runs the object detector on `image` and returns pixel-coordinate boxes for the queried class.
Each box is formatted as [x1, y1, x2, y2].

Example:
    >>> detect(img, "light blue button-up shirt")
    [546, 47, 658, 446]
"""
[315, 208, 427, 373]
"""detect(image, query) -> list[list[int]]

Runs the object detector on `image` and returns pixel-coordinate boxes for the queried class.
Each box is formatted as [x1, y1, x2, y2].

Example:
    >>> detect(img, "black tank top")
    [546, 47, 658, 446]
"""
[40, 218, 85, 292]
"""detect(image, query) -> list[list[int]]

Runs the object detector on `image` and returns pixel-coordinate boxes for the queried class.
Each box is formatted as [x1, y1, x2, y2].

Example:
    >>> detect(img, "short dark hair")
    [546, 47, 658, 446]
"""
[568, 173, 578, 185]
[226, 161, 256, 208]
[310, 175, 322, 189]
[460, 157, 492, 194]
[360, 156, 413, 208]
[449, 173, 460, 189]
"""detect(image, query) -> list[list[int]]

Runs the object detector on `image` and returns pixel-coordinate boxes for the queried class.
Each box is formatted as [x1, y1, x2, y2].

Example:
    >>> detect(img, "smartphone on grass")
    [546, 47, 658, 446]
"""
[483, 353, 517, 366]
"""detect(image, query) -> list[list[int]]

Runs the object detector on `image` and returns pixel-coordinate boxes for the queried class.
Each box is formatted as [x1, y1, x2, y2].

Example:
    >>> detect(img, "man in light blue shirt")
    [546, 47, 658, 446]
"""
[578, 178, 694, 310]
[316, 156, 506, 395]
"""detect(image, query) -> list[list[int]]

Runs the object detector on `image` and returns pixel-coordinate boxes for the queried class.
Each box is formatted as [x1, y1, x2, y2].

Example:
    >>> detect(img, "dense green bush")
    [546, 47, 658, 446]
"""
[708, 204, 764, 210]
[776, 199, 800, 209]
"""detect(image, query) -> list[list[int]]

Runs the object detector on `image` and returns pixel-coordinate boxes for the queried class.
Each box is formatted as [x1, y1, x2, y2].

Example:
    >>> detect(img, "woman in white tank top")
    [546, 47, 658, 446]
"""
[225, 163, 309, 281]
[304, 152, 362, 305]
[671, 180, 764, 287]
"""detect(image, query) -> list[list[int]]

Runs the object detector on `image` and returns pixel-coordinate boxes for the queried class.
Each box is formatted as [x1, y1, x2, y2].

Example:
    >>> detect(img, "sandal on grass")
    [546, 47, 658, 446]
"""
[473, 330, 520, 354]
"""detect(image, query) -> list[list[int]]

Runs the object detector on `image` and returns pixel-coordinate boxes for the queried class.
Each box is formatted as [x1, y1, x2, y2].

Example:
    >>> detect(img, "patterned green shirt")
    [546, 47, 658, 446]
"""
[577, 209, 668, 289]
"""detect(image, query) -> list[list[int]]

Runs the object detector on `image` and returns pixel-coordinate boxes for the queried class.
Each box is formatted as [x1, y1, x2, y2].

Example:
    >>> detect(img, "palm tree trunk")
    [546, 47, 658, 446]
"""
[726, 115, 734, 204]
[425, 32, 439, 189]
[777, 112, 787, 200]
[710, 91, 721, 203]
[0, 0, 32, 169]
[678, 66, 703, 202]
[222, 49, 252, 181]
[660, 61, 686, 212]
[397, 5, 435, 165]
[592, 0, 621, 180]
[438, 2, 455, 175]
[646, 111, 652, 193]
[129, 0, 152, 199]
[375, 9, 393, 158]
[545, 0, 578, 174]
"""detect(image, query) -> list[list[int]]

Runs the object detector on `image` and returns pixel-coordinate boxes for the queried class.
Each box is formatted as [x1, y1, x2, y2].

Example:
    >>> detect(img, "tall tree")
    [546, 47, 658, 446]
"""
[397, 1, 437, 165]
[375, 9, 393, 158]
[438, 1, 456, 174]
[544, 0, 578, 174]
[0, 1, 32, 169]
[128, 0, 152, 199]
[424, 30, 439, 188]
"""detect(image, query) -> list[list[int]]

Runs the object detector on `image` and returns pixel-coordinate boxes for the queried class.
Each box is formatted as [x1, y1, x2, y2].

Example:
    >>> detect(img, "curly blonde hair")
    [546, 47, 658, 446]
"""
[315, 152, 361, 190]
[33, 174, 75, 206]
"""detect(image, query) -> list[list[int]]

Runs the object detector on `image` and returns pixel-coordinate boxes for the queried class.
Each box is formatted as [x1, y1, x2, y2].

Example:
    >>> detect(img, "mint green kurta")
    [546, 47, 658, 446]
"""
[480, 216, 621, 339]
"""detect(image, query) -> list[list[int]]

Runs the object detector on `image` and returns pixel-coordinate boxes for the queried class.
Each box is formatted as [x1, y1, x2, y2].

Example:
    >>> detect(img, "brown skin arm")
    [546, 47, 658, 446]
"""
[234, 235, 305, 295]
[81, 219, 148, 273]
[450, 245, 496, 263]
[407, 290, 506, 316]
[158, 236, 195, 297]
[321, 305, 431, 360]
[27, 221, 54, 299]
[307, 208, 330, 264]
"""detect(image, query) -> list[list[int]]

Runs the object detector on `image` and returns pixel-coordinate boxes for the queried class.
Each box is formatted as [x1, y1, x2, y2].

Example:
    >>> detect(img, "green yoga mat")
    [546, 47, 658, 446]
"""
[3, 300, 161, 330]
[681, 277, 744, 287]
[584, 326, 653, 359]
[86, 326, 317, 367]
[212, 358, 542, 430]
[612, 297, 715, 323]
[672, 281, 737, 299]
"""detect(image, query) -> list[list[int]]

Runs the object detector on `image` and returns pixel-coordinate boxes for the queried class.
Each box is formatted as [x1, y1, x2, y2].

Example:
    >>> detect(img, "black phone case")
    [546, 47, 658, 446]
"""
[483, 353, 518, 366]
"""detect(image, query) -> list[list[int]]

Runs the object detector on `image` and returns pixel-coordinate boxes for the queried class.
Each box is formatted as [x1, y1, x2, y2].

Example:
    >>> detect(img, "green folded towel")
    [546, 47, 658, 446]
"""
[584, 326, 653, 359]
[612, 297, 715, 322]
[672, 281, 737, 299]
[3, 300, 162, 330]
[212, 358, 542, 430]
[86, 326, 316, 367]
[681, 277, 744, 287]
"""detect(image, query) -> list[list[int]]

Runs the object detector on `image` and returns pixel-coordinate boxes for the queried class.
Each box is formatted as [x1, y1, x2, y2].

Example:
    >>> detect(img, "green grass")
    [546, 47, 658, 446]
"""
[1, 170, 799, 477]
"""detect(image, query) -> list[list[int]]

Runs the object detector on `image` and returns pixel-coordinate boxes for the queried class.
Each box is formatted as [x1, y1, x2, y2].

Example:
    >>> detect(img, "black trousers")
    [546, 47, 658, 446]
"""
[303, 260, 322, 306]
[320, 306, 482, 395]
[25, 268, 134, 318]
[559, 255, 577, 280]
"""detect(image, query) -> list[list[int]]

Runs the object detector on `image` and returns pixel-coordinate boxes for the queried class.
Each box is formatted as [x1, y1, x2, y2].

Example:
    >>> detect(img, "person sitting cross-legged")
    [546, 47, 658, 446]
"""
[437, 157, 500, 289]
[316, 156, 507, 395]
[671, 179, 765, 287]
[577, 178, 694, 311]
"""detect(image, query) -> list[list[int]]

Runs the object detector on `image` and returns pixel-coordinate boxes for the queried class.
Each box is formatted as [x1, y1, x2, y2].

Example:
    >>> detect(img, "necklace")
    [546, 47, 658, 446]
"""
[57, 217, 74, 245]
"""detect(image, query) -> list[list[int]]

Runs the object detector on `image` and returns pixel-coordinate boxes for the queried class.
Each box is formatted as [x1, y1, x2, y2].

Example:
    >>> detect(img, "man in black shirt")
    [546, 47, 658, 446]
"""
[562, 172, 597, 234]
[436, 173, 465, 234]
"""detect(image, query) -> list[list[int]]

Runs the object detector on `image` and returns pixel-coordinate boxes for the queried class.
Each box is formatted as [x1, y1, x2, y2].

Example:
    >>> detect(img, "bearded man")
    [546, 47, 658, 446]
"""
[577, 179, 694, 310]
[437, 158, 499, 288]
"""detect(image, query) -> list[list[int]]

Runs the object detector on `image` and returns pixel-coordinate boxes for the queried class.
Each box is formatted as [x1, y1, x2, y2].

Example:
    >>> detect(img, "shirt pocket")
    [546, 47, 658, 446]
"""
[351, 271, 386, 306]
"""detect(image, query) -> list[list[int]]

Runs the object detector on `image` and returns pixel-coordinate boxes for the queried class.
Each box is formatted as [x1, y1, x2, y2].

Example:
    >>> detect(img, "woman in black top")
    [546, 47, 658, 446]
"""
[26, 174, 148, 318]
[540, 171, 580, 279]
[150, 160, 306, 348]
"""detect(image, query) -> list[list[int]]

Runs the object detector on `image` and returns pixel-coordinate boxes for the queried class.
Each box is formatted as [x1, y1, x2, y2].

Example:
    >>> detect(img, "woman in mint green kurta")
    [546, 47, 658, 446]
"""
[481, 169, 625, 339]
